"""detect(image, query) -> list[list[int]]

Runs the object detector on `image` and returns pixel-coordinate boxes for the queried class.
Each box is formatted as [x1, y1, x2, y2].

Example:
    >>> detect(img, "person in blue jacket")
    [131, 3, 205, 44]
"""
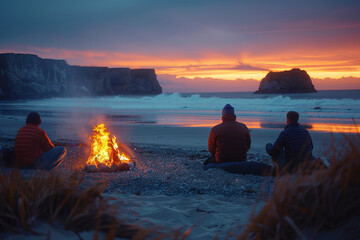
[266, 111, 315, 172]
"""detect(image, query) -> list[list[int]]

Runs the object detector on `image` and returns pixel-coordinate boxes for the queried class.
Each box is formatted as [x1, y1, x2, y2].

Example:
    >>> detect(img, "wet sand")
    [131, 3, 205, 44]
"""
[0, 107, 353, 239]
[1, 131, 272, 239]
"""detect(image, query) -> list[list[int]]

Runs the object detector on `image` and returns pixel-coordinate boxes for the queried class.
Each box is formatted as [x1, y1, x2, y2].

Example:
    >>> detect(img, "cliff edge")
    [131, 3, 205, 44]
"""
[0, 53, 162, 99]
[254, 68, 317, 94]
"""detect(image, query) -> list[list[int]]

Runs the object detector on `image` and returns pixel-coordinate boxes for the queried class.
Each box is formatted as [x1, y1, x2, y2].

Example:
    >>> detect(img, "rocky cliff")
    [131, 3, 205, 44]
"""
[0, 53, 162, 99]
[254, 68, 317, 94]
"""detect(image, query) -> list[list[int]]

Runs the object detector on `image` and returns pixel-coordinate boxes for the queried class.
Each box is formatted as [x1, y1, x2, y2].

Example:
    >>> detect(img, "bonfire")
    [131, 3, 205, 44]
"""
[85, 123, 134, 172]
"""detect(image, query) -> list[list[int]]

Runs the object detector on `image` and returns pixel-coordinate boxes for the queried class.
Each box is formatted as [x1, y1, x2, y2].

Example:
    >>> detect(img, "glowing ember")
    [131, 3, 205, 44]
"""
[86, 123, 132, 172]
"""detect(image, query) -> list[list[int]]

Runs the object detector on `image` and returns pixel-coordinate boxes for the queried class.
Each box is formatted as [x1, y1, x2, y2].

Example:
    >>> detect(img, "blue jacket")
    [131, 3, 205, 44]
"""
[268, 123, 314, 164]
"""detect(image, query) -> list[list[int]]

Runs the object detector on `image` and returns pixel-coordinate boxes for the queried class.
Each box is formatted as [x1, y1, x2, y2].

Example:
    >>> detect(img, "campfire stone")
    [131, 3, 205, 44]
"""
[110, 164, 119, 172]
[84, 162, 135, 173]
[128, 162, 135, 170]
[84, 164, 97, 172]
[97, 164, 112, 172]
[118, 163, 130, 171]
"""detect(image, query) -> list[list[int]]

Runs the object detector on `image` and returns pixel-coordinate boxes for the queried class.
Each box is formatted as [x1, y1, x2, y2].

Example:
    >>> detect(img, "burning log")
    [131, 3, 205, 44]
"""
[85, 123, 135, 173]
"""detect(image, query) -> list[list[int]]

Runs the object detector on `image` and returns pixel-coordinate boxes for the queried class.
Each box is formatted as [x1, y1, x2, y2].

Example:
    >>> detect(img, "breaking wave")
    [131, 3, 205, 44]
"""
[12, 93, 360, 120]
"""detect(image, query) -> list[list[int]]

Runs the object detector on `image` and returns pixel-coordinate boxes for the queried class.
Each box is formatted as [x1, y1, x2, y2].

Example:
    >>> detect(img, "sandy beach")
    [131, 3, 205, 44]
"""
[1, 102, 352, 239]
[1, 136, 273, 239]
[0, 152, 263, 239]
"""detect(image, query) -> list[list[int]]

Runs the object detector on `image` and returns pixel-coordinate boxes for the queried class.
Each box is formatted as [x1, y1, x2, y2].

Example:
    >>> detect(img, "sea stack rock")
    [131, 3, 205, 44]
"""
[0, 53, 162, 99]
[254, 68, 317, 94]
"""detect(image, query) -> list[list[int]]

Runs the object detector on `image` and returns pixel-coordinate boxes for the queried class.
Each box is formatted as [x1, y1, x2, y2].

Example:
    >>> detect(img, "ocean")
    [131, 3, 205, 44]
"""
[1, 90, 360, 135]
[1, 89, 359, 158]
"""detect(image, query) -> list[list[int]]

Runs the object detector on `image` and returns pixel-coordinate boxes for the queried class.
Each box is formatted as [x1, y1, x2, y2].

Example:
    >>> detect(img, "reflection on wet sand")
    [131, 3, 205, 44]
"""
[157, 115, 359, 133]
[310, 123, 360, 133]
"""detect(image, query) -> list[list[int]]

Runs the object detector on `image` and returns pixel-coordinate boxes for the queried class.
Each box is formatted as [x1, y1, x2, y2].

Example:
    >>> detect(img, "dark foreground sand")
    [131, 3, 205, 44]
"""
[1, 137, 274, 197]
[0, 109, 351, 239]
[60, 141, 274, 197]
[1, 139, 273, 239]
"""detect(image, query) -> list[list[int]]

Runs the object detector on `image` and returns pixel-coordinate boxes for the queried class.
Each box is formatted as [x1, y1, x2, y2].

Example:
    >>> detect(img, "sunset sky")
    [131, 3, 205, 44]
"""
[1, 0, 359, 92]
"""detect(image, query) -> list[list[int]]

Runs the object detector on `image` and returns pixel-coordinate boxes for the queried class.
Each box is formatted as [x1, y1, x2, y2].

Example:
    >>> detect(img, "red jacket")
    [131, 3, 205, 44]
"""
[15, 123, 54, 167]
[208, 114, 251, 162]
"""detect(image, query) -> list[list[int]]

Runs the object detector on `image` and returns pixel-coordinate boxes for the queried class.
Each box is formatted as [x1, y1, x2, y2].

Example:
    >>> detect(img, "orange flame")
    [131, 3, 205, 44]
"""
[86, 123, 130, 167]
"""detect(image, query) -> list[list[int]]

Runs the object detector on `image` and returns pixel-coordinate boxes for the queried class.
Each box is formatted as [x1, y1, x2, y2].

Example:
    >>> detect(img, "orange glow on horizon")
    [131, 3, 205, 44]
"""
[2, 46, 360, 89]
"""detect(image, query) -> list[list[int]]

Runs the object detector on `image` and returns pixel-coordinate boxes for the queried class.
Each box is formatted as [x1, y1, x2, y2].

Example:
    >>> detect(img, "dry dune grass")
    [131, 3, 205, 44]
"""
[0, 170, 152, 239]
[0, 169, 192, 239]
[240, 133, 360, 239]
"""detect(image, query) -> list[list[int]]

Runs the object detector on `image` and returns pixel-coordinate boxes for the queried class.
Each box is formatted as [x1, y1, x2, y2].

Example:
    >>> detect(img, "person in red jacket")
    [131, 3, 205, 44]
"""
[15, 112, 66, 170]
[205, 104, 251, 163]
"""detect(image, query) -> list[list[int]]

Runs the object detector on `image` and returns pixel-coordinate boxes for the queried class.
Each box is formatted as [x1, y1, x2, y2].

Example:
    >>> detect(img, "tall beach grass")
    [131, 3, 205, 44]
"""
[0, 170, 147, 238]
[240, 132, 360, 239]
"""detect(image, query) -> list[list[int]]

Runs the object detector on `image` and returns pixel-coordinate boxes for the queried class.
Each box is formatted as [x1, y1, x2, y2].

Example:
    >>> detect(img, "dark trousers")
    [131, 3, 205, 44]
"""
[203, 155, 216, 165]
[25, 146, 66, 170]
[203, 155, 273, 176]
[266, 143, 286, 170]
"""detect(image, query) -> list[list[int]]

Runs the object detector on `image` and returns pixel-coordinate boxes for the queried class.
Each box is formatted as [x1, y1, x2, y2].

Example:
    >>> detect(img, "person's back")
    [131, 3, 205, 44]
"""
[14, 112, 66, 170]
[208, 104, 251, 162]
[266, 111, 314, 172]
[15, 123, 53, 167]
[279, 123, 314, 163]
[205, 104, 274, 176]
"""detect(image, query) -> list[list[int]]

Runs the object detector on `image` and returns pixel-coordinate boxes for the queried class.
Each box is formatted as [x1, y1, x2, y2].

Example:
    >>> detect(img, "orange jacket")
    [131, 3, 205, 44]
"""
[15, 123, 54, 167]
[208, 114, 251, 162]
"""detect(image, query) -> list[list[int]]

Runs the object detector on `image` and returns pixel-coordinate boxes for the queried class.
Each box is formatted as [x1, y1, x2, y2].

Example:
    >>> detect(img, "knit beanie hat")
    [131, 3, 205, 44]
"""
[222, 104, 234, 116]
[26, 112, 42, 125]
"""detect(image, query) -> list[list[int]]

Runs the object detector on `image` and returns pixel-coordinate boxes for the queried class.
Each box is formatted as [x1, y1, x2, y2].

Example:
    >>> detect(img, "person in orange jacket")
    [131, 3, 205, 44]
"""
[204, 104, 273, 176]
[15, 112, 66, 170]
[206, 104, 251, 163]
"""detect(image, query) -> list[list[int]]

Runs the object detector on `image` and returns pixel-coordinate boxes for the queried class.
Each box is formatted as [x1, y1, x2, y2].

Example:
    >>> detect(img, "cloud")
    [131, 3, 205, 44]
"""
[313, 77, 360, 90]
[158, 74, 260, 93]
[0, 46, 268, 77]
[232, 64, 268, 71]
